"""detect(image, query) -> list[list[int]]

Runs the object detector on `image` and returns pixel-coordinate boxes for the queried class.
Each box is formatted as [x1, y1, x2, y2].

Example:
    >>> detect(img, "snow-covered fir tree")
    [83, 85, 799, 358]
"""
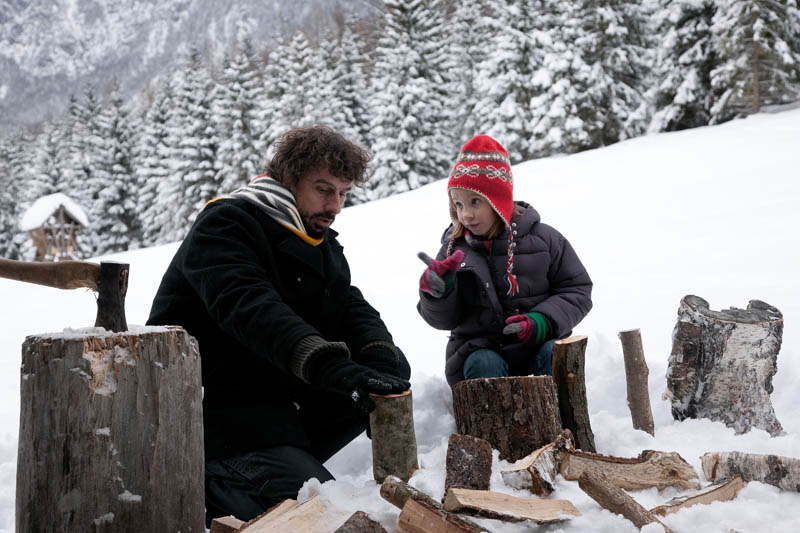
[154, 49, 221, 243]
[570, 0, 651, 146]
[28, 121, 66, 202]
[368, 0, 456, 199]
[215, 27, 265, 194]
[648, 0, 716, 132]
[527, 0, 598, 157]
[449, 0, 493, 144]
[135, 80, 175, 247]
[0, 137, 24, 259]
[88, 82, 139, 255]
[470, 0, 551, 161]
[710, 0, 800, 123]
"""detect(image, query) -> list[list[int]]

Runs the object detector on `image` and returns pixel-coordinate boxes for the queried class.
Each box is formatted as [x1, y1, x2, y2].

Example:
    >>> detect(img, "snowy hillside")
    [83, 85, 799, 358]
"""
[0, 108, 799, 531]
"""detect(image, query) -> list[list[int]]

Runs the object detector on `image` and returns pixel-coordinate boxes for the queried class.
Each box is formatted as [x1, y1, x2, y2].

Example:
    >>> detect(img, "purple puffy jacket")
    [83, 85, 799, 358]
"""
[417, 201, 593, 386]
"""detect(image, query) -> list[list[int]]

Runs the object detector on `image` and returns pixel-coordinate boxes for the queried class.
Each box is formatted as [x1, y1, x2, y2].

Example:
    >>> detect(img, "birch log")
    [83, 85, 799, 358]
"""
[501, 429, 574, 496]
[665, 295, 783, 436]
[650, 476, 744, 516]
[619, 329, 655, 436]
[701, 452, 800, 492]
[560, 449, 700, 490]
[370, 390, 419, 482]
[16, 327, 204, 532]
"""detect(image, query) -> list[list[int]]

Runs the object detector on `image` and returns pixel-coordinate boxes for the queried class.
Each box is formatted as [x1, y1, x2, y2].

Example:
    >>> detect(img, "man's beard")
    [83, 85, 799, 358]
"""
[302, 212, 337, 238]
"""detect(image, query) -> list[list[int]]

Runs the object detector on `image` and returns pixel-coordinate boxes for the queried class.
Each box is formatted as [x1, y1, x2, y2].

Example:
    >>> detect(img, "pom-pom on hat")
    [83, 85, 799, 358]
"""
[447, 135, 514, 228]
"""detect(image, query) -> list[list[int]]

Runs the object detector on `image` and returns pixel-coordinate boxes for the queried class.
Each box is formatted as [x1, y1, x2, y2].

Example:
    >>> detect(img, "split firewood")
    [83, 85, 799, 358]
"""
[619, 329, 655, 436]
[443, 488, 580, 524]
[380, 475, 492, 533]
[370, 390, 419, 483]
[560, 449, 700, 490]
[650, 476, 744, 516]
[209, 515, 245, 533]
[452, 375, 562, 461]
[665, 295, 783, 436]
[578, 471, 672, 533]
[551, 336, 597, 452]
[334, 511, 388, 533]
[444, 434, 493, 495]
[701, 452, 800, 492]
[501, 429, 574, 496]
[236, 496, 350, 532]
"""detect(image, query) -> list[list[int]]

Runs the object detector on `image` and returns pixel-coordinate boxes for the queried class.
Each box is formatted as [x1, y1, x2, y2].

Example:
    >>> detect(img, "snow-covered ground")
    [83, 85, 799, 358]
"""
[1, 108, 799, 532]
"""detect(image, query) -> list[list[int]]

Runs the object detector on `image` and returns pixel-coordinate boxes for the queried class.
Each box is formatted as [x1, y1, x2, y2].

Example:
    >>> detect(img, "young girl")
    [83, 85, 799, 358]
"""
[417, 135, 593, 386]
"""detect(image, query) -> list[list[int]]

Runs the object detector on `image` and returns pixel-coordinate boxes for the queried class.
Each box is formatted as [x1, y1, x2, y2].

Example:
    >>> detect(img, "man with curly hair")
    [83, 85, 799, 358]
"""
[148, 125, 411, 525]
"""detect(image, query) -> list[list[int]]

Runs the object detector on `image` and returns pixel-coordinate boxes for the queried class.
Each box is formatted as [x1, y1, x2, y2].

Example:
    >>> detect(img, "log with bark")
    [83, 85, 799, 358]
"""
[443, 488, 580, 525]
[560, 449, 700, 490]
[650, 476, 744, 516]
[578, 471, 672, 533]
[335, 511, 388, 533]
[15, 327, 204, 533]
[444, 434, 493, 494]
[452, 375, 562, 462]
[370, 390, 419, 482]
[500, 429, 574, 496]
[665, 295, 783, 436]
[551, 335, 596, 452]
[619, 328, 655, 436]
[701, 452, 800, 492]
[380, 475, 491, 533]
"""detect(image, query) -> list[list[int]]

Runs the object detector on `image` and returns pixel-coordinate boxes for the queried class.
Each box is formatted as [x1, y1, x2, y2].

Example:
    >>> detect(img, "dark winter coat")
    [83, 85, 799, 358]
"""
[417, 201, 593, 386]
[147, 198, 395, 460]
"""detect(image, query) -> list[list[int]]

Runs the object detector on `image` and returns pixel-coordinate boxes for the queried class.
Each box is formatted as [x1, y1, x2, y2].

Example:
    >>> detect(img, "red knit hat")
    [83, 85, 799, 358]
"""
[446, 135, 519, 296]
[447, 135, 514, 228]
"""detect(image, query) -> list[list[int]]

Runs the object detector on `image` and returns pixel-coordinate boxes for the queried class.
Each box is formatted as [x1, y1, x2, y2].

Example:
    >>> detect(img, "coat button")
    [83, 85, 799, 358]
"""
[297, 277, 302, 282]
[460, 262, 466, 267]
[485, 282, 490, 288]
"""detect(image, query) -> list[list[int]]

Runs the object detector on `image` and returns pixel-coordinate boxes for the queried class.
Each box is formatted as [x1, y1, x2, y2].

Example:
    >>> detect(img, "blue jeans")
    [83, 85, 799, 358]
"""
[463, 340, 555, 380]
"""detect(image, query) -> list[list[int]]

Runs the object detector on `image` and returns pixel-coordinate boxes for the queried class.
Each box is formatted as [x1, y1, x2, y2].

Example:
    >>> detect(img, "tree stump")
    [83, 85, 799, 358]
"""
[370, 390, 419, 483]
[665, 295, 783, 436]
[452, 376, 562, 462]
[16, 326, 204, 532]
[619, 329, 655, 436]
[551, 336, 596, 452]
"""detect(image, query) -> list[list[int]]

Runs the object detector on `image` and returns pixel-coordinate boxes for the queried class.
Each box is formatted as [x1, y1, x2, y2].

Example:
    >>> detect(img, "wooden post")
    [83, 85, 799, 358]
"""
[452, 376, 562, 462]
[370, 390, 419, 483]
[551, 336, 596, 452]
[618, 329, 654, 436]
[16, 326, 204, 532]
[666, 295, 783, 436]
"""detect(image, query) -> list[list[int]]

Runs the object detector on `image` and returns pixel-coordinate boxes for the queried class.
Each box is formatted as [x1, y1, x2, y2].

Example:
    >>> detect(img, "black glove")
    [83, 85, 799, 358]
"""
[356, 341, 403, 378]
[292, 336, 410, 414]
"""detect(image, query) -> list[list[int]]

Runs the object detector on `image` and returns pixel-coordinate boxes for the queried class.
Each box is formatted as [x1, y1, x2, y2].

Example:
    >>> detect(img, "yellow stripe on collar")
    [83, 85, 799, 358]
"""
[279, 222, 324, 246]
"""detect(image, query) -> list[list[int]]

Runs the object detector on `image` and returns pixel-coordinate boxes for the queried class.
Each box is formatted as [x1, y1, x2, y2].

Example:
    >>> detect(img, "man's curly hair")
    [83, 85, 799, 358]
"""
[266, 125, 371, 188]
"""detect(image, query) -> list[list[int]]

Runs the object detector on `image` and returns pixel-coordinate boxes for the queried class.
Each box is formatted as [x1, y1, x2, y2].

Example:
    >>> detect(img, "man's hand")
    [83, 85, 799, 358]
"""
[418, 249, 464, 298]
[307, 349, 410, 413]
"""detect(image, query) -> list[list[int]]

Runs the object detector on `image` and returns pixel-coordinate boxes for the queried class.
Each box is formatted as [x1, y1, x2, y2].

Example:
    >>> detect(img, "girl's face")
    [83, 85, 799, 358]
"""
[450, 188, 498, 238]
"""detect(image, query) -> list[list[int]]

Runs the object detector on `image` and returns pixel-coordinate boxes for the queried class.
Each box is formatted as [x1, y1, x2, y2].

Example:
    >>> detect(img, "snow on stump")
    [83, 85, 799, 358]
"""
[665, 295, 783, 436]
[452, 376, 562, 462]
[16, 326, 204, 532]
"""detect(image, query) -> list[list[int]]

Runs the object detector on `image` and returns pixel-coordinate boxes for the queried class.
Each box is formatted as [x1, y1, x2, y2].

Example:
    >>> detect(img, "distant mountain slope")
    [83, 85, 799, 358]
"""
[0, 0, 357, 130]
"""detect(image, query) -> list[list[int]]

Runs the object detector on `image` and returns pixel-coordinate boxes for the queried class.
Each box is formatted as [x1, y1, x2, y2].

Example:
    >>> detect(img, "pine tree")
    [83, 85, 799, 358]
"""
[368, 0, 456, 199]
[215, 27, 264, 194]
[0, 137, 23, 259]
[89, 82, 139, 255]
[135, 80, 175, 247]
[570, 0, 651, 146]
[336, 21, 373, 149]
[4, 132, 38, 260]
[648, 0, 716, 132]
[155, 49, 221, 243]
[710, 0, 800, 122]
